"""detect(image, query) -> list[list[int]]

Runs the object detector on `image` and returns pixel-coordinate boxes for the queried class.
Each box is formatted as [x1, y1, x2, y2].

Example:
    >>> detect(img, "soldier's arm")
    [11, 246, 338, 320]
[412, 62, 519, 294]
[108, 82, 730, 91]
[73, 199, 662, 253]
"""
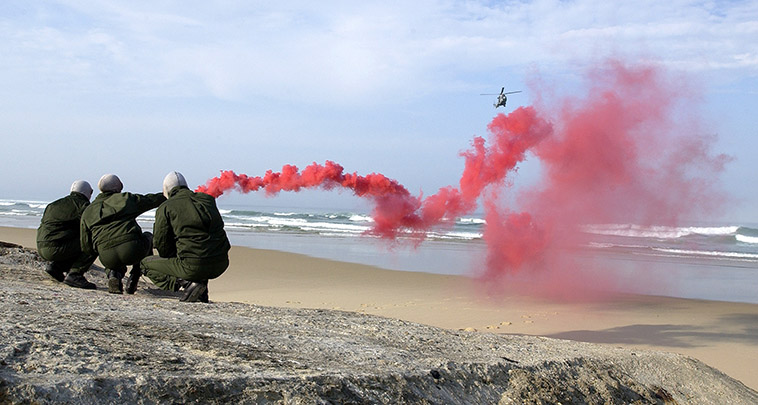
[134, 192, 168, 213]
[152, 206, 176, 258]
[80, 219, 96, 257]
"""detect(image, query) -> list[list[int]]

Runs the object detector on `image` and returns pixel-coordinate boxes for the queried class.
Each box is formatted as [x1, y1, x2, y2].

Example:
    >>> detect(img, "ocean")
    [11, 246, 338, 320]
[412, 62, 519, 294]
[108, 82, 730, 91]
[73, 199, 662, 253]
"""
[2, 198, 757, 304]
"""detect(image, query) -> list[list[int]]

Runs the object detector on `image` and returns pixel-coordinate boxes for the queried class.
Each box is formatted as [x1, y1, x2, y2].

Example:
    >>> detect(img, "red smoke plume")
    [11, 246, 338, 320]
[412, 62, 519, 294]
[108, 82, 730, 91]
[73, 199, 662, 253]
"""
[197, 59, 729, 295]
[481, 61, 729, 296]
[196, 161, 426, 239]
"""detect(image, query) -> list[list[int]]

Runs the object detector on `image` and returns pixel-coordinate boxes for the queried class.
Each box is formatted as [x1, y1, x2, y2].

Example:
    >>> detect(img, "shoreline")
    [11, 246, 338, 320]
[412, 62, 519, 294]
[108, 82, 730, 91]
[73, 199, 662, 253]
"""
[3, 225, 757, 391]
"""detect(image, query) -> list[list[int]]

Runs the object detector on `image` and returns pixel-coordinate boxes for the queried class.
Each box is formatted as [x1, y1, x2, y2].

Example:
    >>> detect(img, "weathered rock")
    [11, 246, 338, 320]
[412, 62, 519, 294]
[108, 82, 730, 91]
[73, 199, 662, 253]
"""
[1, 243, 757, 404]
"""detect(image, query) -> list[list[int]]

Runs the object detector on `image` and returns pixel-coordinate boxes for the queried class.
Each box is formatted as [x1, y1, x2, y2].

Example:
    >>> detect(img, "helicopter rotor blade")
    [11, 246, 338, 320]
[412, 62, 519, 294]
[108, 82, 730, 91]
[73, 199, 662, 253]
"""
[502, 91, 522, 95]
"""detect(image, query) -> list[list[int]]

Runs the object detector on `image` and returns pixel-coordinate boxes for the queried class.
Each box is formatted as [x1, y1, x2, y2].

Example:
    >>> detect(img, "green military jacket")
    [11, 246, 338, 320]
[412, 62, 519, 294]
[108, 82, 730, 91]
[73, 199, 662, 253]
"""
[36, 192, 90, 249]
[81, 191, 166, 256]
[153, 186, 230, 263]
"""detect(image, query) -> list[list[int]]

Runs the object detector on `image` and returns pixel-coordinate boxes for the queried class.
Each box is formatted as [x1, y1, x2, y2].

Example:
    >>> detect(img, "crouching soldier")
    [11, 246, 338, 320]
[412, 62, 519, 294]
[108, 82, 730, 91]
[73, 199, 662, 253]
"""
[80, 174, 166, 294]
[140, 171, 230, 303]
[37, 180, 97, 289]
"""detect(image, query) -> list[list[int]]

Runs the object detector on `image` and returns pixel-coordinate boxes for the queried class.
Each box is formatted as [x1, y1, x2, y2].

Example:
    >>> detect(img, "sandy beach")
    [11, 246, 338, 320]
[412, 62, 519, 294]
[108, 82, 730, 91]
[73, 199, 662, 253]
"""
[4, 225, 757, 392]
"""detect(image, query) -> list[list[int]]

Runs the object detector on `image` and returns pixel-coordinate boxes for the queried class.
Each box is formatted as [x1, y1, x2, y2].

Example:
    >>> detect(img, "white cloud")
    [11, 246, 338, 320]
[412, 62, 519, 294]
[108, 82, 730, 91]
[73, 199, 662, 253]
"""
[1, 0, 756, 105]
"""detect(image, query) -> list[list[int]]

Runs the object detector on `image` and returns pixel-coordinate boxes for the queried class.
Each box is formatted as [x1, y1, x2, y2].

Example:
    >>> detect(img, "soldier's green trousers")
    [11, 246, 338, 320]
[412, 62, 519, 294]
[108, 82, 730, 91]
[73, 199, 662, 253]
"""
[37, 240, 96, 275]
[98, 233, 152, 278]
[140, 255, 229, 292]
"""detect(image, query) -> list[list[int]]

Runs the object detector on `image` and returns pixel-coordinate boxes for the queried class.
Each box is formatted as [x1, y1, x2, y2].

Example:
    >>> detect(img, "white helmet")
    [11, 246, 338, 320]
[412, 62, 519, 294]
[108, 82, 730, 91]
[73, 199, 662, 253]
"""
[163, 171, 188, 198]
[98, 174, 123, 193]
[70, 180, 93, 200]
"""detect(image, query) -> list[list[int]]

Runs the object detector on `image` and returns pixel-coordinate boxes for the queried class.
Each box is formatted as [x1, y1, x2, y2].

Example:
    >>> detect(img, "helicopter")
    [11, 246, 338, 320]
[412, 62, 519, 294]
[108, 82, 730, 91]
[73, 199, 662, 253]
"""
[480, 87, 522, 108]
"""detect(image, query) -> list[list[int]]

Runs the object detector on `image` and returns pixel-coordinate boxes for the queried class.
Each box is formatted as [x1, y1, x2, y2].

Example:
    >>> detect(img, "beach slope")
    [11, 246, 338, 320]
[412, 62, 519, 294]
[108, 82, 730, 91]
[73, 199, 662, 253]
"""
[2, 242, 757, 404]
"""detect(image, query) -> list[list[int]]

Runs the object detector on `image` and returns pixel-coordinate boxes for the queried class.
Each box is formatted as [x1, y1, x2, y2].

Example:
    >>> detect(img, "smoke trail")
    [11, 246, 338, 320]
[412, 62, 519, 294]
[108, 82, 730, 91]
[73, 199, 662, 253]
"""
[196, 161, 425, 239]
[198, 59, 729, 295]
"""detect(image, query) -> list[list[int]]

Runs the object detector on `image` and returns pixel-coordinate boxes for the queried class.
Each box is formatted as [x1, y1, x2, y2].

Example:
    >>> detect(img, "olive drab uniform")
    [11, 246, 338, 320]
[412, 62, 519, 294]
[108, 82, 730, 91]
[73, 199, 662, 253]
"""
[141, 186, 230, 294]
[37, 191, 96, 280]
[80, 191, 165, 293]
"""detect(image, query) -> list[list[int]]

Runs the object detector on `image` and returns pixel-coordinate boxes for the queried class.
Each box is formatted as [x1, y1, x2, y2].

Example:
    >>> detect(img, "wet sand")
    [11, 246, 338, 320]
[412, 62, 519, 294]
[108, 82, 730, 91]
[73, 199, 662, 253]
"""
[4, 226, 757, 391]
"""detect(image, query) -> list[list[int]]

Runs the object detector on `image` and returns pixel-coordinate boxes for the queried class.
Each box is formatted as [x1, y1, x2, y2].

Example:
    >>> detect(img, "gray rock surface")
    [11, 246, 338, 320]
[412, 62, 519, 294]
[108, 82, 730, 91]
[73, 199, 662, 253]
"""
[1, 242, 757, 404]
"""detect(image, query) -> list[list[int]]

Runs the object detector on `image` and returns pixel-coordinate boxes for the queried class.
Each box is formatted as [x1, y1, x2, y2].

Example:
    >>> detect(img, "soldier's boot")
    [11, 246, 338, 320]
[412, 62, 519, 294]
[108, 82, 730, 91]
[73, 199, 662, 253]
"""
[125, 265, 141, 295]
[44, 262, 66, 282]
[175, 278, 209, 302]
[107, 269, 125, 294]
[175, 278, 191, 291]
[179, 280, 208, 303]
[63, 272, 96, 290]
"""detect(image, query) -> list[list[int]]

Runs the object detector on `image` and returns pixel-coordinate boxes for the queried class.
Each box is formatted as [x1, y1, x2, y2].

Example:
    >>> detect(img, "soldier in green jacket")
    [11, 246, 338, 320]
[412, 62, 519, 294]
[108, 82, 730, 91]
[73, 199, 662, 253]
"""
[140, 171, 230, 303]
[37, 180, 97, 289]
[80, 174, 166, 294]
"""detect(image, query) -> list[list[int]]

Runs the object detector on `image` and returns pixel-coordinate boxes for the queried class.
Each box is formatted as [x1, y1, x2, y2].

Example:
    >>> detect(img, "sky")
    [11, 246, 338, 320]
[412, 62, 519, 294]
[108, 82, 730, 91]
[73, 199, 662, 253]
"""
[1, 1, 757, 223]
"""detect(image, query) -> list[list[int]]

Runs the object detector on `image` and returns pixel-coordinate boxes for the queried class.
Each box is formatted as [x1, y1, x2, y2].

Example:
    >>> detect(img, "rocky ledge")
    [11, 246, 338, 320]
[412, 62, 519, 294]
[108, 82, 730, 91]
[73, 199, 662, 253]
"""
[1, 242, 757, 404]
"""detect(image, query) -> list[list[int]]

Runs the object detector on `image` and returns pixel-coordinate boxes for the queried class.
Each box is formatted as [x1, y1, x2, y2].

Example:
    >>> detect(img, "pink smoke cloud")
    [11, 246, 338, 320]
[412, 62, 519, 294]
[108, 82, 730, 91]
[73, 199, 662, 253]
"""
[197, 59, 730, 298]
